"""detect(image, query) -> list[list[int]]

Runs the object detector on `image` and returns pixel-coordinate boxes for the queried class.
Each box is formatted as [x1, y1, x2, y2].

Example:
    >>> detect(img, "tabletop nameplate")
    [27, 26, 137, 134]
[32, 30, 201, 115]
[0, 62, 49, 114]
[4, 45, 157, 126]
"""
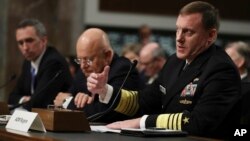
[6, 110, 46, 132]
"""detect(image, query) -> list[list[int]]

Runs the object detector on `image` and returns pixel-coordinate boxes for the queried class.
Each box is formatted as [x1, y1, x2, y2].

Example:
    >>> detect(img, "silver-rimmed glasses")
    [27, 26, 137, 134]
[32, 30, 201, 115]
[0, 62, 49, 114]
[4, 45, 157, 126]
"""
[74, 58, 93, 66]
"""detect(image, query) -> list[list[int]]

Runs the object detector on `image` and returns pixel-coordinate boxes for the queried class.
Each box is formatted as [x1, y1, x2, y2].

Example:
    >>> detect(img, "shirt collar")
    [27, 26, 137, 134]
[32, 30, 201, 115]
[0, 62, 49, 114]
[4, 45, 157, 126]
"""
[241, 69, 248, 80]
[185, 60, 190, 65]
[147, 74, 158, 85]
[31, 48, 46, 74]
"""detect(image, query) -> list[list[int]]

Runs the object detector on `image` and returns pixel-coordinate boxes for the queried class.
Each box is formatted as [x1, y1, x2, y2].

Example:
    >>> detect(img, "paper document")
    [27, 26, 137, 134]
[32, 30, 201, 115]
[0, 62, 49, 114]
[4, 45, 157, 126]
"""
[120, 128, 188, 137]
[90, 126, 188, 137]
[90, 125, 121, 133]
[0, 115, 11, 125]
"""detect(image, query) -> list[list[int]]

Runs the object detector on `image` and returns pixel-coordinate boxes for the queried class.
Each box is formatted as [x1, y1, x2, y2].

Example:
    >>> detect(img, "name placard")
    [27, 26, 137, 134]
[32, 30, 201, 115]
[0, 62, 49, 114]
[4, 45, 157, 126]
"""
[6, 110, 46, 132]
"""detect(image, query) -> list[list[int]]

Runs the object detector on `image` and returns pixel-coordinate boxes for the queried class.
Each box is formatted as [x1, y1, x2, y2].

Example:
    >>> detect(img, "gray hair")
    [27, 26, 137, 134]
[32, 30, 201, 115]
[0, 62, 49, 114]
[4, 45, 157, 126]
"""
[152, 47, 167, 59]
[16, 19, 47, 37]
[226, 41, 250, 68]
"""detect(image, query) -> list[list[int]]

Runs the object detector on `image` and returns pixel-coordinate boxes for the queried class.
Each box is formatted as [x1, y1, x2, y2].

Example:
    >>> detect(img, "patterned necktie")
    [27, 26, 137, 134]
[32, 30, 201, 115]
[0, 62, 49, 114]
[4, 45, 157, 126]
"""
[30, 66, 36, 94]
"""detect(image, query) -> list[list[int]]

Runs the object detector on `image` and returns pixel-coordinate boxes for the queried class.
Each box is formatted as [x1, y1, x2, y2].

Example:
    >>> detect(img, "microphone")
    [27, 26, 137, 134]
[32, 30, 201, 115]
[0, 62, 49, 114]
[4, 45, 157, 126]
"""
[0, 74, 16, 89]
[87, 60, 138, 122]
[9, 70, 62, 111]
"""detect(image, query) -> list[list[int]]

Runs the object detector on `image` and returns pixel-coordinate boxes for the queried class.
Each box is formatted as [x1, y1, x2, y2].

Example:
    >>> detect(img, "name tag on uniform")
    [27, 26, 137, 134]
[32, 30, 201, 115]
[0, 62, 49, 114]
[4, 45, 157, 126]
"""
[159, 85, 166, 95]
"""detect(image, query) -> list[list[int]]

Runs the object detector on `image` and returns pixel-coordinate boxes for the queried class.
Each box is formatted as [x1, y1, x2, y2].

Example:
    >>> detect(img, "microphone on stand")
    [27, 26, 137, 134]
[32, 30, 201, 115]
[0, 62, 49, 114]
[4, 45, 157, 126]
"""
[87, 60, 138, 122]
[9, 70, 62, 111]
[0, 74, 16, 89]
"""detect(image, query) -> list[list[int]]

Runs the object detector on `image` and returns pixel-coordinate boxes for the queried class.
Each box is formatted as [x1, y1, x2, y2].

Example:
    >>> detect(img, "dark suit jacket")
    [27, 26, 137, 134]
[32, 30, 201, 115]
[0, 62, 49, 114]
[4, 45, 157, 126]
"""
[240, 74, 250, 125]
[113, 44, 241, 138]
[242, 74, 250, 83]
[67, 53, 142, 122]
[8, 47, 72, 111]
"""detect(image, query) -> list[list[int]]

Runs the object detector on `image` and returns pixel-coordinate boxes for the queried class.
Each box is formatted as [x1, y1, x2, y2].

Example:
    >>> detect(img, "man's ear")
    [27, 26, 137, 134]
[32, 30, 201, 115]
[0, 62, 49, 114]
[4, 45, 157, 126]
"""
[207, 28, 217, 46]
[104, 50, 113, 64]
[153, 56, 161, 63]
[41, 36, 48, 46]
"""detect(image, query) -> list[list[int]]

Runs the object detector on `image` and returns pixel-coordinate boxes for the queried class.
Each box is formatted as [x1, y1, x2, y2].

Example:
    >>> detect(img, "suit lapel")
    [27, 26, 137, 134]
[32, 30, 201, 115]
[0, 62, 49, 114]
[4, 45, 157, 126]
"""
[35, 47, 49, 79]
[107, 53, 118, 82]
[162, 45, 215, 110]
[164, 60, 185, 90]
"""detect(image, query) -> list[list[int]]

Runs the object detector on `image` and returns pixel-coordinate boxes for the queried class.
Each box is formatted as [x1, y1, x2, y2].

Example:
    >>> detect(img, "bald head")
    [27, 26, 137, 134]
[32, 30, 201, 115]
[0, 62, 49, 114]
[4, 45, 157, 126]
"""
[225, 41, 250, 76]
[77, 28, 112, 52]
[140, 42, 159, 59]
[139, 42, 167, 78]
[76, 28, 113, 76]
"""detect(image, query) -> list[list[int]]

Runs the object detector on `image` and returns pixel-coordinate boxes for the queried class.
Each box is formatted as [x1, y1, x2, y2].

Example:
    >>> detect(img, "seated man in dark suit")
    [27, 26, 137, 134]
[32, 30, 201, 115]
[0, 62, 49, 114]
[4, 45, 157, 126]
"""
[8, 19, 72, 111]
[138, 42, 167, 85]
[225, 41, 250, 125]
[54, 28, 141, 123]
[225, 41, 250, 82]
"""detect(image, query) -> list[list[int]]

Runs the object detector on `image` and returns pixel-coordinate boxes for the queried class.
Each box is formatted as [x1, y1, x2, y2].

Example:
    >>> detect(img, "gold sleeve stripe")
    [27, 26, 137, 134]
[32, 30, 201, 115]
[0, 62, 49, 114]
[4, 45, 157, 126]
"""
[156, 114, 170, 128]
[168, 114, 174, 129]
[114, 89, 139, 116]
[126, 91, 139, 116]
[127, 91, 139, 116]
[173, 113, 179, 130]
[119, 92, 129, 114]
[156, 113, 183, 131]
[122, 92, 134, 115]
[177, 113, 183, 130]
[124, 91, 133, 114]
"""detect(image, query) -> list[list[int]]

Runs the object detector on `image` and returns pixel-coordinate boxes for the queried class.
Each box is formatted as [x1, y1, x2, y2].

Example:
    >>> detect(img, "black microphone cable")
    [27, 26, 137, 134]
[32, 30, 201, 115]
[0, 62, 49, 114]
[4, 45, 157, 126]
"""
[87, 60, 138, 122]
[9, 70, 62, 111]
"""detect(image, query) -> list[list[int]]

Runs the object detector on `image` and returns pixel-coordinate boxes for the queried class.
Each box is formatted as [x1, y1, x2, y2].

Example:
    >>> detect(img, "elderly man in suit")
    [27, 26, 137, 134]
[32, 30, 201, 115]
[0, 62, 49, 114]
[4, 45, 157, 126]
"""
[8, 19, 72, 111]
[225, 41, 250, 82]
[54, 28, 141, 123]
[138, 42, 167, 85]
[225, 41, 250, 125]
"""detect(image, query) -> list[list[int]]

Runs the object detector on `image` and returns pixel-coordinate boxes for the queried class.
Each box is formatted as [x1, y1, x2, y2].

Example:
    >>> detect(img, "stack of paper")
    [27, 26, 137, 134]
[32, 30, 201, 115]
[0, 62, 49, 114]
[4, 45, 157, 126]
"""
[90, 126, 188, 137]
[90, 125, 121, 133]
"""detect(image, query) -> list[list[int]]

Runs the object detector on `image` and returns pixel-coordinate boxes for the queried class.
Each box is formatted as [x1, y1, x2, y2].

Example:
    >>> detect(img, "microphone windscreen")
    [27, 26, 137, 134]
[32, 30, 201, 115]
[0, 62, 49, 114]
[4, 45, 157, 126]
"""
[132, 60, 138, 68]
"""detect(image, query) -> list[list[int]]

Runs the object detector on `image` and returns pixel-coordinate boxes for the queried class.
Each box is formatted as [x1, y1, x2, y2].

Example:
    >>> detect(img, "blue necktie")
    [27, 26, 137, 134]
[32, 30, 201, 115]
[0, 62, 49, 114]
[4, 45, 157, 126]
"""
[31, 66, 36, 94]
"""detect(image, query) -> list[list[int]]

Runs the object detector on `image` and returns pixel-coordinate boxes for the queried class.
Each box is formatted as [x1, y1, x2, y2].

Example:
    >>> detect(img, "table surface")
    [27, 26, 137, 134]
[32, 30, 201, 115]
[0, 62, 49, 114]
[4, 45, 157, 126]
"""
[0, 125, 218, 141]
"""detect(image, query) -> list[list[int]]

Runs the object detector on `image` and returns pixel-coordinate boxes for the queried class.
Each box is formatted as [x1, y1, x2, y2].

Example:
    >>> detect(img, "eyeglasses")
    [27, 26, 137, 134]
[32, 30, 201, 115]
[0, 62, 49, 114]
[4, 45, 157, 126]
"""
[74, 58, 93, 66]
[140, 58, 156, 67]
